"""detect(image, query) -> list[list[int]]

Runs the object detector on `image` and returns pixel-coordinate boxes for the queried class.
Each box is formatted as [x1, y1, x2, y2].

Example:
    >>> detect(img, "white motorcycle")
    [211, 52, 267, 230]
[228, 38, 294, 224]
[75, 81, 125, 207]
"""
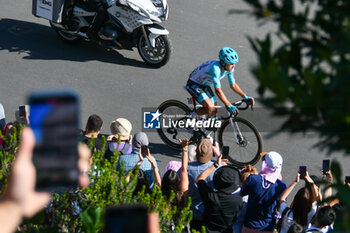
[34, 0, 171, 67]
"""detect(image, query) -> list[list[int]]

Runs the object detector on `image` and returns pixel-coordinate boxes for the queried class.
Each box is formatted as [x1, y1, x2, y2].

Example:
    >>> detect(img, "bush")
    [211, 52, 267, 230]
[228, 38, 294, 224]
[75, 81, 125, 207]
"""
[0, 127, 192, 233]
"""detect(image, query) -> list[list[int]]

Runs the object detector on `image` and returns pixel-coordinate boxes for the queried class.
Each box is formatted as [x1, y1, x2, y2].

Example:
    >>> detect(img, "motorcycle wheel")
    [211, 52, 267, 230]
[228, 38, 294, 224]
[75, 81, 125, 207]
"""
[50, 21, 81, 44]
[137, 34, 172, 68]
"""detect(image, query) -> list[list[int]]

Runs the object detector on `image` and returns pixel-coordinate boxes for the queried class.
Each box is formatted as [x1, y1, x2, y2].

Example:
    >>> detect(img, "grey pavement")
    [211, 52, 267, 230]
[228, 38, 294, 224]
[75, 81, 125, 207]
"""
[0, 0, 349, 203]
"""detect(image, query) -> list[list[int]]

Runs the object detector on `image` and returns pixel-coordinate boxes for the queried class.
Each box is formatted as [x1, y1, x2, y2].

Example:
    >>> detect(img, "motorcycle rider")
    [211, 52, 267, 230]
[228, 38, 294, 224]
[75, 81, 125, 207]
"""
[185, 47, 254, 119]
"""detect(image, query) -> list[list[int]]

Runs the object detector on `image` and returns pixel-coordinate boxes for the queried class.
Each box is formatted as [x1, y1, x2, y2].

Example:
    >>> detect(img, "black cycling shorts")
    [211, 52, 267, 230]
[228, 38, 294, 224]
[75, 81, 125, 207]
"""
[185, 79, 217, 104]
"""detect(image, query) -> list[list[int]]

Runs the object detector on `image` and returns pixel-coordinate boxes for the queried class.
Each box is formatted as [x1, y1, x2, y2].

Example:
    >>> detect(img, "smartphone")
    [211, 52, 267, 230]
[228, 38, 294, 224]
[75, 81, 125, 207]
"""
[345, 176, 350, 184]
[19, 105, 26, 118]
[299, 166, 307, 179]
[141, 145, 148, 157]
[322, 160, 330, 175]
[29, 89, 79, 192]
[105, 205, 148, 233]
[222, 146, 229, 159]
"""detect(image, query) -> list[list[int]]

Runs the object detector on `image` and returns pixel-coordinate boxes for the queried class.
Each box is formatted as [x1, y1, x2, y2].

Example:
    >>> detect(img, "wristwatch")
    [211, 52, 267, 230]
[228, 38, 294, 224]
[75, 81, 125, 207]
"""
[213, 163, 219, 168]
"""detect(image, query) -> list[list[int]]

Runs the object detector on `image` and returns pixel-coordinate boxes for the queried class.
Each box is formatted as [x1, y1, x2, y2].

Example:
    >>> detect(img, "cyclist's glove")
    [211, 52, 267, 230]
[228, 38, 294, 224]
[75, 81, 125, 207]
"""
[226, 105, 238, 115]
[244, 95, 252, 100]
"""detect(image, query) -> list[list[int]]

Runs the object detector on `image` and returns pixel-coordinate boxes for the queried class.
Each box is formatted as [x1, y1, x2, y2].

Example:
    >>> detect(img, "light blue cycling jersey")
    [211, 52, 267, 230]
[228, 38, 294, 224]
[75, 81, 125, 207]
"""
[188, 60, 235, 89]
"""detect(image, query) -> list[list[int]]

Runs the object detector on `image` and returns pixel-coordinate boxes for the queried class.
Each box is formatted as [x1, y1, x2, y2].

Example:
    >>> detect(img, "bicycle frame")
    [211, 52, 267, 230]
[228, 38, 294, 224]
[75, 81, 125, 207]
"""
[190, 99, 245, 145]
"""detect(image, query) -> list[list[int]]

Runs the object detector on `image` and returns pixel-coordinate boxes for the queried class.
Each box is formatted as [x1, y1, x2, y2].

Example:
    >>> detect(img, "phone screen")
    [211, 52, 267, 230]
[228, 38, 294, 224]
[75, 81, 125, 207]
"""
[29, 90, 79, 191]
[141, 145, 148, 157]
[19, 106, 26, 118]
[105, 205, 148, 233]
[322, 160, 330, 174]
[222, 146, 229, 159]
[299, 166, 307, 179]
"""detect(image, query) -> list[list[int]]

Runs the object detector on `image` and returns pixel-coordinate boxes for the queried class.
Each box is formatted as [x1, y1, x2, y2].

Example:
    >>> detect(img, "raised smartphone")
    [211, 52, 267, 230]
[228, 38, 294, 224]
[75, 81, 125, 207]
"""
[19, 105, 26, 118]
[105, 205, 148, 233]
[322, 160, 330, 175]
[299, 166, 307, 179]
[29, 89, 79, 191]
[141, 145, 148, 157]
[222, 146, 229, 159]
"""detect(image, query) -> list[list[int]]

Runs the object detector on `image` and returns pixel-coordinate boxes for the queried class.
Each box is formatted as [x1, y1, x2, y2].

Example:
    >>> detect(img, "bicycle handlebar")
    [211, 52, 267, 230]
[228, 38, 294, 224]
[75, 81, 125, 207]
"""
[220, 98, 254, 120]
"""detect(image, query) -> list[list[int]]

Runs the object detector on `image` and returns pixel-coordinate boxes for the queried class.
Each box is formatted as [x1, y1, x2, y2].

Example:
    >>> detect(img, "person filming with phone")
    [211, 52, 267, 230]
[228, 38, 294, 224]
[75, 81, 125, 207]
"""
[277, 169, 321, 233]
[116, 132, 159, 189]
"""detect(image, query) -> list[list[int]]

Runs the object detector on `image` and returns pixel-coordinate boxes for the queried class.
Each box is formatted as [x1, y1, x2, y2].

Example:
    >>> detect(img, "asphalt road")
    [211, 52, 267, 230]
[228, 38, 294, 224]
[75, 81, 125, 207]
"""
[1, 0, 349, 201]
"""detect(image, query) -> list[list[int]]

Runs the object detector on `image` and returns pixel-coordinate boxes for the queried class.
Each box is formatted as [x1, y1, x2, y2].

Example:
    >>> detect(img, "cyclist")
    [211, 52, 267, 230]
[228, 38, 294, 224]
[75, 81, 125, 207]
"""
[185, 47, 254, 119]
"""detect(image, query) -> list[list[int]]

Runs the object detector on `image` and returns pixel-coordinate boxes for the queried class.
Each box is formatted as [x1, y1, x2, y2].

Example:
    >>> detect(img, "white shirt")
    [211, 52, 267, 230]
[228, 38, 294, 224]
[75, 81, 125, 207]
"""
[280, 201, 318, 233]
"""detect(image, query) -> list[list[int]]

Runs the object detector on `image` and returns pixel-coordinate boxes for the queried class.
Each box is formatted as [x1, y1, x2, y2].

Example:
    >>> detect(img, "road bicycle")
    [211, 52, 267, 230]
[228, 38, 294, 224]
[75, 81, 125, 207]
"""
[156, 98, 263, 167]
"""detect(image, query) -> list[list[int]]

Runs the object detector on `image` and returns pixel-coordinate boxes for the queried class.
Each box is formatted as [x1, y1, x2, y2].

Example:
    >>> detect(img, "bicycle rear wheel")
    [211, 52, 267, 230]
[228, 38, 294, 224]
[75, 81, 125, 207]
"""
[218, 117, 262, 168]
[157, 100, 193, 150]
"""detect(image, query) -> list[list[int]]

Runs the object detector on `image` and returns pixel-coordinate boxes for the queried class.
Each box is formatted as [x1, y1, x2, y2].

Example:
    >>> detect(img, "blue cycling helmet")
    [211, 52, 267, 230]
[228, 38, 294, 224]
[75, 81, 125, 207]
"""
[219, 47, 239, 64]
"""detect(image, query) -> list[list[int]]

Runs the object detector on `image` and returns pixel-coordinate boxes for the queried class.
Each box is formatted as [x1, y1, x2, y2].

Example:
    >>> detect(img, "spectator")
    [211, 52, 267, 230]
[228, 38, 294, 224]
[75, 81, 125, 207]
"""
[116, 132, 159, 188]
[80, 114, 104, 152]
[187, 138, 216, 230]
[162, 144, 197, 177]
[161, 139, 190, 216]
[196, 153, 242, 233]
[126, 148, 160, 196]
[106, 118, 133, 158]
[133, 169, 152, 196]
[241, 151, 287, 233]
[288, 223, 306, 233]
[15, 105, 30, 125]
[0, 103, 6, 129]
[278, 171, 319, 233]
[306, 206, 336, 233]
[233, 164, 258, 233]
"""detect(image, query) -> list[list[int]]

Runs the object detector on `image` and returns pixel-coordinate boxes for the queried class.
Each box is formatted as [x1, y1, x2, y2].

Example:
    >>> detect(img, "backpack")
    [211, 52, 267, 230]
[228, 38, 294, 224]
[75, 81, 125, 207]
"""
[273, 206, 290, 233]
[106, 141, 131, 159]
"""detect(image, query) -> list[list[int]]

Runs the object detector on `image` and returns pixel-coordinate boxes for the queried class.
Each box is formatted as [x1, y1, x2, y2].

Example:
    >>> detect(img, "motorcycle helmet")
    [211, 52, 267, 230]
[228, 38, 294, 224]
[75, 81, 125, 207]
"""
[219, 47, 239, 64]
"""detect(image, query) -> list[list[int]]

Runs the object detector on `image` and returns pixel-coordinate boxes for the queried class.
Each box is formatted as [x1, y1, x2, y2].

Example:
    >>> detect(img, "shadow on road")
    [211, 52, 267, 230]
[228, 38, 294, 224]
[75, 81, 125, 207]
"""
[0, 18, 153, 68]
[149, 142, 181, 159]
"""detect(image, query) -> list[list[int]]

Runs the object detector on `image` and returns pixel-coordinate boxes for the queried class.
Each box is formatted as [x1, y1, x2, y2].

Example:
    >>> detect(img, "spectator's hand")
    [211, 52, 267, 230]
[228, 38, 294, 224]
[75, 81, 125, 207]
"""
[304, 171, 314, 184]
[295, 172, 300, 183]
[78, 143, 91, 188]
[137, 149, 144, 166]
[212, 142, 221, 157]
[2, 128, 50, 218]
[145, 149, 156, 168]
[322, 170, 333, 183]
[148, 212, 160, 233]
[216, 153, 223, 167]
[179, 139, 191, 148]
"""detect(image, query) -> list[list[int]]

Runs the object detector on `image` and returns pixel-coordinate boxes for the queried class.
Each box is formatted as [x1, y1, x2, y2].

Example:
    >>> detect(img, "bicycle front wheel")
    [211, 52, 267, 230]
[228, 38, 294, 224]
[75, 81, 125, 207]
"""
[218, 117, 262, 168]
[157, 100, 193, 150]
